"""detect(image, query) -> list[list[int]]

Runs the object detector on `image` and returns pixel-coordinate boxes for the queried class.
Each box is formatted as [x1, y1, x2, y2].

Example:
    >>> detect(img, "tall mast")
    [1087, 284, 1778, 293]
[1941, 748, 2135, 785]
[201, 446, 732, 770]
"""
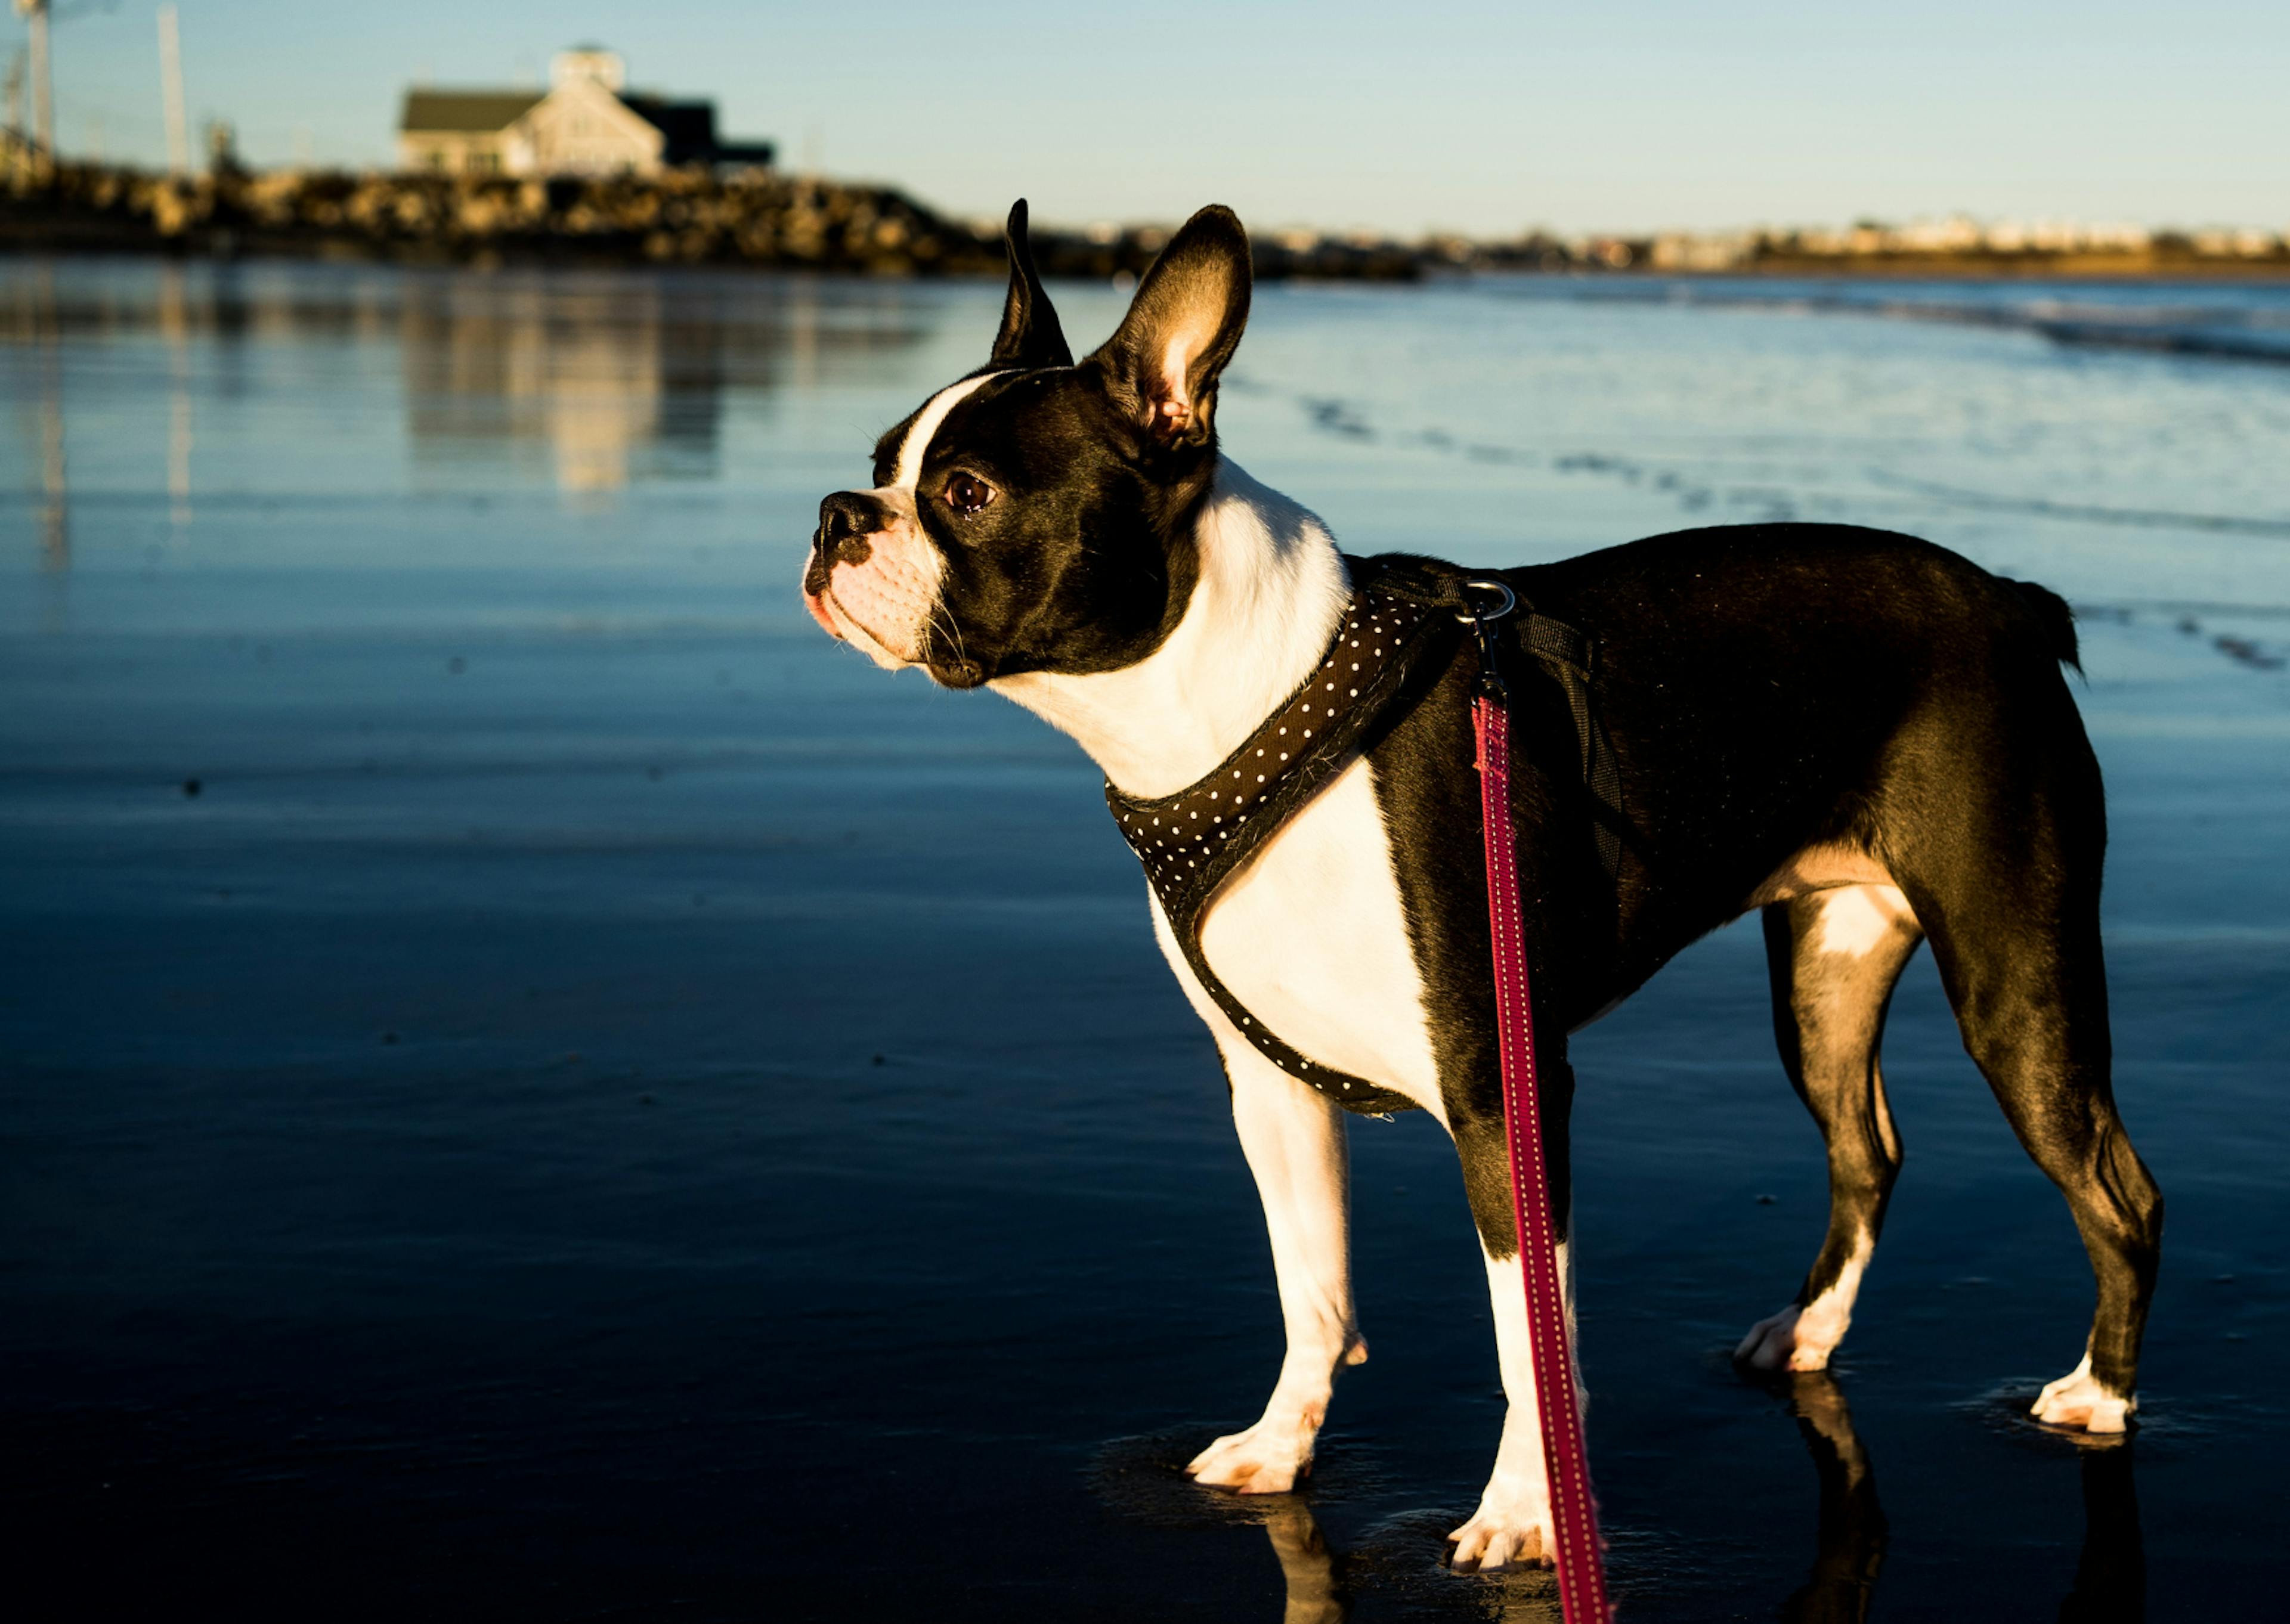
[158, 3, 189, 174]
[14, 0, 50, 157]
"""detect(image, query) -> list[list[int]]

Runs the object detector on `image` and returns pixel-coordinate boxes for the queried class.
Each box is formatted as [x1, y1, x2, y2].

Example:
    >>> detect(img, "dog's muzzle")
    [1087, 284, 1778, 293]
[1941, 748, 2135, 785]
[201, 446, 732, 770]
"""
[805, 490, 896, 637]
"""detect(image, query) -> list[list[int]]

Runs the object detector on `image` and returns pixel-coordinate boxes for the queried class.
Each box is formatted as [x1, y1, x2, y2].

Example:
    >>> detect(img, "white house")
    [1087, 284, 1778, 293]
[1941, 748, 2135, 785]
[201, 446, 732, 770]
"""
[397, 49, 772, 178]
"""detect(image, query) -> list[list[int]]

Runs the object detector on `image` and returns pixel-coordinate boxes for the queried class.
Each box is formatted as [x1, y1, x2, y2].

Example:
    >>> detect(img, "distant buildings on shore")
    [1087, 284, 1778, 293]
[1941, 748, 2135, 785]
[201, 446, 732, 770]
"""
[1255, 214, 2286, 276]
[1632, 215, 2285, 272]
[397, 48, 772, 178]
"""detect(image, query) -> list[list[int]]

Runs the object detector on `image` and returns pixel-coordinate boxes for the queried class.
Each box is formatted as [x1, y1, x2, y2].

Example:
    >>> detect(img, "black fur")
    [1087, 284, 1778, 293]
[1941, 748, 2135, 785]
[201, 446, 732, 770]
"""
[1380, 532, 2158, 1394]
[989, 200, 1073, 371]
[900, 366, 1204, 687]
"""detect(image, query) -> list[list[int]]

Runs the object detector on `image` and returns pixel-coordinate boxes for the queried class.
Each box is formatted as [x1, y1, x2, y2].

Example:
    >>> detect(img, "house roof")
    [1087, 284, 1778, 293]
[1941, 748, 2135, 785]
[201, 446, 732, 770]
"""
[400, 89, 545, 134]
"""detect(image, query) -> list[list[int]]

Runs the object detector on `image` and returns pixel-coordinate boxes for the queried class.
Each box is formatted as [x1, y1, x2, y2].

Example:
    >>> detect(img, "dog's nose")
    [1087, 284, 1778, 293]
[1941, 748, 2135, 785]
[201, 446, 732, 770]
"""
[815, 491, 888, 566]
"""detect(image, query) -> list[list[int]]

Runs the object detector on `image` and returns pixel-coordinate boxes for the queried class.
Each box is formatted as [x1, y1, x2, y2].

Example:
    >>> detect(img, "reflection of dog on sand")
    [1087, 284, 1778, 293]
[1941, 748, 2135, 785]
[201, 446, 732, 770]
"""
[1242, 1374, 2142, 1622]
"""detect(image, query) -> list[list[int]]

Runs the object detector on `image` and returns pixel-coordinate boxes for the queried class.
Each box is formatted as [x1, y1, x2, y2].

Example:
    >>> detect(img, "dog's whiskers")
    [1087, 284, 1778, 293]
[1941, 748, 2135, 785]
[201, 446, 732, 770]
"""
[931, 602, 972, 674]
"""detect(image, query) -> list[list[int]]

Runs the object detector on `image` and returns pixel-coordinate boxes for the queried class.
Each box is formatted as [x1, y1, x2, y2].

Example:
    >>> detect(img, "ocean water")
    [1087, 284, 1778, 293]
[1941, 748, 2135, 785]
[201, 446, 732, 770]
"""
[3, 258, 2286, 1622]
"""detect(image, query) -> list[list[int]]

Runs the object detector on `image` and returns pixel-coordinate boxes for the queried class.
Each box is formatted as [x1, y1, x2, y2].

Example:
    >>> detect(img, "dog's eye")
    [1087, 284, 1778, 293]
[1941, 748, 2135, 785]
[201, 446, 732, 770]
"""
[945, 473, 995, 516]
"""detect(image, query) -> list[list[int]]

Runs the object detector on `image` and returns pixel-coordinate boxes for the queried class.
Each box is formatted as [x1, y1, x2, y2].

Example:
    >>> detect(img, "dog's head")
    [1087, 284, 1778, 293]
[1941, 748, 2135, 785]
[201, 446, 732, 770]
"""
[803, 200, 1251, 688]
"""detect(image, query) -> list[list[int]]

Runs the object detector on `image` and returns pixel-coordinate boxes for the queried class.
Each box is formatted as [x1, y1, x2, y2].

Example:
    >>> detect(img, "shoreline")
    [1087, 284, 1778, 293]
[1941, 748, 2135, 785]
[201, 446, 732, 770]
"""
[14, 227, 2290, 288]
[5, 157, 2287, 284]
[10, 233, 2290, 293]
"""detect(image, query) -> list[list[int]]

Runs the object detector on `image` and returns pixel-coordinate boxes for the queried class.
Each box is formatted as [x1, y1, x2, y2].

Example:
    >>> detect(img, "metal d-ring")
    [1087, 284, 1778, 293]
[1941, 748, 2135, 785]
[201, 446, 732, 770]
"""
[1455, 578, 1517, 624]
[1457, 578, 1517, 698]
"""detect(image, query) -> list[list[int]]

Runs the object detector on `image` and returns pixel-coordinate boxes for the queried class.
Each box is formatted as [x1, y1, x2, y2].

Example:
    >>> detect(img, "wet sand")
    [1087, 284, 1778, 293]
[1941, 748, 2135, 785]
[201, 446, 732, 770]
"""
[3, 260, 2286, 1620]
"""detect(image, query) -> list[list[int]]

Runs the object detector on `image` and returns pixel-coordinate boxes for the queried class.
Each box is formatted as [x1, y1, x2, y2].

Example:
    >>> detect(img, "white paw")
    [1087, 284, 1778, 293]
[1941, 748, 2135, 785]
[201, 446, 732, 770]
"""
[1447, 1498, 1554, 1573]
[2032, 1355, 2134, 1433]
[1736, 1304, 1832, 1372]
[1186, 1416, 1319, 1495]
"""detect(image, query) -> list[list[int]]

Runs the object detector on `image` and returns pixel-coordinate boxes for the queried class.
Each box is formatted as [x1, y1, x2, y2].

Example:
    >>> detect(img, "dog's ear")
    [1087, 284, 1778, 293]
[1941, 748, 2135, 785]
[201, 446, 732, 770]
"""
[1088, 204, 1251, 450]
[988, 200, 1073, 370]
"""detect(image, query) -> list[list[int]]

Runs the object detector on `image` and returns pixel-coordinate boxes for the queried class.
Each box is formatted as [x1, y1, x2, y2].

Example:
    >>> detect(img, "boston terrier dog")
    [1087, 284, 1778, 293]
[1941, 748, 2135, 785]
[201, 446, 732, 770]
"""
[802, 201, 2164, 1571]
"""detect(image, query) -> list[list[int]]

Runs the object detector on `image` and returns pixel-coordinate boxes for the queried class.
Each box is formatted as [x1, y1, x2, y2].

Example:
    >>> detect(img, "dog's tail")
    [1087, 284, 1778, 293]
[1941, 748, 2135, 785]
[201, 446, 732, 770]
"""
[2010, 579, 2081, 672]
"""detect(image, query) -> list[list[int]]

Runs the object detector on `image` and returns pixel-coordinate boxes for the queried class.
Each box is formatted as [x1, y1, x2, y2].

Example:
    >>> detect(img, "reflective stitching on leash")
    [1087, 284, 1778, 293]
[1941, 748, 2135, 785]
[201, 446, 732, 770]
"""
[1475, 683, 1610, 1620]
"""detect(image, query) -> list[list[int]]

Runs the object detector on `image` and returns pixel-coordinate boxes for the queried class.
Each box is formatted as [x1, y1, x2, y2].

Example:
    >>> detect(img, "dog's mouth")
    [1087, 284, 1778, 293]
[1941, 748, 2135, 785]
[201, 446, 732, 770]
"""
[801, 547, 841, 639]
[816, 584, 886, 655]
[803, 543, 985, 688]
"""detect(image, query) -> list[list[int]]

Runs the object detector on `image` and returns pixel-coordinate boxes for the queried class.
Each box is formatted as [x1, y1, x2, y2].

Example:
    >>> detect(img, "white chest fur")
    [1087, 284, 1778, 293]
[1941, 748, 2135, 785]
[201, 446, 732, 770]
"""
[995, 457, 1446, 1119]
[1152, 757, 1446, 1118]
[994, 455, 1438, 1108]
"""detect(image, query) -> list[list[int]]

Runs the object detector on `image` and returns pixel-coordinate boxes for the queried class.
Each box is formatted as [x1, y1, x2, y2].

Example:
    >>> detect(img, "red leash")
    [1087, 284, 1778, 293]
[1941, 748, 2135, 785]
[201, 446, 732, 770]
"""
[1469, 582, 1613, 1622]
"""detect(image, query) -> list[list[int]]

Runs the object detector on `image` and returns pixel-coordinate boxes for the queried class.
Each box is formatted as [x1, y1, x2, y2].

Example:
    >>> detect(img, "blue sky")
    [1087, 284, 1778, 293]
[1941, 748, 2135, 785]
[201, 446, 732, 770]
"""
[14, 0, 2287, 235]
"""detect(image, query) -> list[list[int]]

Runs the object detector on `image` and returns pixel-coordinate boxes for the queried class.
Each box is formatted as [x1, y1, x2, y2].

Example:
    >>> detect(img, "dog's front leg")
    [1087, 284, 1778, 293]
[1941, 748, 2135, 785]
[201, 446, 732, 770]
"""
[1186, 1037, 1367, 1495]
[1447, 1105, 1574, 1572]
[1446, 1236, 1570, 1570]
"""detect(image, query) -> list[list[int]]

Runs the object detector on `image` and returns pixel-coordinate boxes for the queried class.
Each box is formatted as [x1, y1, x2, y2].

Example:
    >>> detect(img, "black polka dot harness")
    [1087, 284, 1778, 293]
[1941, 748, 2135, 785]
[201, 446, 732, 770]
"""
[1104, 554, 1621, 1115]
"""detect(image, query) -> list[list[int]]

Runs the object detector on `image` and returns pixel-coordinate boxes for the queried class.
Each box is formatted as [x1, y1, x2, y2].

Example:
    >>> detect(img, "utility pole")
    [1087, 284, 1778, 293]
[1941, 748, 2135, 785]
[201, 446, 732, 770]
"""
[157, 3, 188, 174]
[14, 0, 50, 157]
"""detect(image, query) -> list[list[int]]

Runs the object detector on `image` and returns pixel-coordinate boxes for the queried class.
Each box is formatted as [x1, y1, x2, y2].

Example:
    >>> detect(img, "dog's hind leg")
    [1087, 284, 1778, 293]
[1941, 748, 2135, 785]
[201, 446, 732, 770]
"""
[1737, 885, 1923, 1373]
[1914, 866, 2162, 1433]
[1186, 1033, 1367, 1495]
[1894, 681, 2163, 1433]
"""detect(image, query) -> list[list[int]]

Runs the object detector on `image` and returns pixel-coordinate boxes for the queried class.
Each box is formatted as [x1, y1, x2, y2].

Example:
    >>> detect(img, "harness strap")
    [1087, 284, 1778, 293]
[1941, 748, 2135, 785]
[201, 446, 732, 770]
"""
[1107, 580, 1455, 1112]
[1376, 565, 1623, 879]
[1104, 554, 1624, 1114]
